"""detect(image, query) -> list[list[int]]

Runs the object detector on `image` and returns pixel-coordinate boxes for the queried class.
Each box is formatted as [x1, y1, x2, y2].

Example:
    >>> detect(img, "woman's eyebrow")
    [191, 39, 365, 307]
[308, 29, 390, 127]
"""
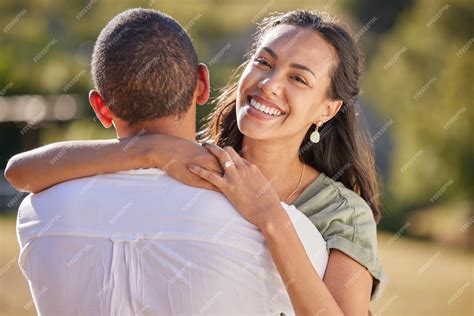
[262, 47, 278, 59]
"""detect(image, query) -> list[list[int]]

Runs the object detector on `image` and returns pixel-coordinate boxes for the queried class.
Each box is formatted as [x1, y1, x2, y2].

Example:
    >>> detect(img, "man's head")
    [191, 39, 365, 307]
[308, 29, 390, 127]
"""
[89, 8, 209, 138]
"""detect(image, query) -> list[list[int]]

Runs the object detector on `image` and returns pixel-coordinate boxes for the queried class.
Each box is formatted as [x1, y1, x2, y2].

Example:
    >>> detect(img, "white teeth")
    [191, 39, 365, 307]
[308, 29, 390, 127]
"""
[249, 97, 283, 116]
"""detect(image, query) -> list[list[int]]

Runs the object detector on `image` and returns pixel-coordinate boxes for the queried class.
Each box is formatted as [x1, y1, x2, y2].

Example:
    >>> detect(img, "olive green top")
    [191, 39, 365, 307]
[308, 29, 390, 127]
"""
[293, 172, 387, 301]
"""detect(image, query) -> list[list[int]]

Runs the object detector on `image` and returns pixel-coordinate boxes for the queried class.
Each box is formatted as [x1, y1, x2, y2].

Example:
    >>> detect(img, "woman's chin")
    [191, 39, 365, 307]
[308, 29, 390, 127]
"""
[237, 120, 272, 141]
[236, 106, 287, 141]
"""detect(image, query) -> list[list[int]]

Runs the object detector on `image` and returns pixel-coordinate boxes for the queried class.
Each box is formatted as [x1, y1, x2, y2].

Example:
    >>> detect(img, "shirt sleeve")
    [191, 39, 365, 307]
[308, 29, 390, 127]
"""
[306, 192, 388, 300]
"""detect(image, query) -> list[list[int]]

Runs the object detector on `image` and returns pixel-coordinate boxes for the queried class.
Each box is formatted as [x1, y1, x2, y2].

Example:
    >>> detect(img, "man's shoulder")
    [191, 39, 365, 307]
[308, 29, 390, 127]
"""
[28, 169, 173, 202]
[18, 170, 241, 228]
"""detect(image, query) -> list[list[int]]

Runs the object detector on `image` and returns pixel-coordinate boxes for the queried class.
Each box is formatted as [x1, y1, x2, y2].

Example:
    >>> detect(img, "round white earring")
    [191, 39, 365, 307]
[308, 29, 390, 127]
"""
[310, 121, 323, 143]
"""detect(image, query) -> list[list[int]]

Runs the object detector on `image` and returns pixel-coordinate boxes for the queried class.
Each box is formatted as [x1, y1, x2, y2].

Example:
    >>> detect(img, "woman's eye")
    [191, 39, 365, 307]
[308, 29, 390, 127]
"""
[254, 58, 271, 68]
[291, 75, 307, 85]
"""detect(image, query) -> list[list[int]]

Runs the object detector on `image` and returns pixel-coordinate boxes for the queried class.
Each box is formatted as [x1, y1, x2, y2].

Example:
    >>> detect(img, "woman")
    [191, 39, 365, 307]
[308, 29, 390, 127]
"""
[6, 10, 386, 315]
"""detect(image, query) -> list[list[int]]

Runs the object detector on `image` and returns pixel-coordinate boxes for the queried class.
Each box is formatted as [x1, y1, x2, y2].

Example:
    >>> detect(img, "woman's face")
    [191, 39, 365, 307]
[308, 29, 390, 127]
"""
[236, 25, 339, 142]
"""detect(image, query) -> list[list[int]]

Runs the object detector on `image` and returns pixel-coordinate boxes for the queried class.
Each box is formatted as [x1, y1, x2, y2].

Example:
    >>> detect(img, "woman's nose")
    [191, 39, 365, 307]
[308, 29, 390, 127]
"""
[257, 76, 282, 97]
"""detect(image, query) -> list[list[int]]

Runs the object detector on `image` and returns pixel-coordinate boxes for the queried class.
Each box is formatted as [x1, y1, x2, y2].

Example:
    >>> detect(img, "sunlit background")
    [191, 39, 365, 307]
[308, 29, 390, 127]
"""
[0, 0, 473, 315]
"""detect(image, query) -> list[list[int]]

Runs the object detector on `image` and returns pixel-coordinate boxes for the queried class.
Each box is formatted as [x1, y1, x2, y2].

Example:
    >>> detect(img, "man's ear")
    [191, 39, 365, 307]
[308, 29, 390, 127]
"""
[195, 63, 210, 105]
[89, 90, 114, 128]
[315, 99, 343, 124]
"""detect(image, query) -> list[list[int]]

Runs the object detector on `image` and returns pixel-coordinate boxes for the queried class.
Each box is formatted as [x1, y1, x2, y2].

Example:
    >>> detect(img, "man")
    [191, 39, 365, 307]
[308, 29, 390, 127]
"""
[16, 8, 328, 315]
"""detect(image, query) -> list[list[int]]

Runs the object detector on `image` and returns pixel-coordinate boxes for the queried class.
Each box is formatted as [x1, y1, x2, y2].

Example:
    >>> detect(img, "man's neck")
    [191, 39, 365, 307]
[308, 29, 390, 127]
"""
[114, 109, 197, 142]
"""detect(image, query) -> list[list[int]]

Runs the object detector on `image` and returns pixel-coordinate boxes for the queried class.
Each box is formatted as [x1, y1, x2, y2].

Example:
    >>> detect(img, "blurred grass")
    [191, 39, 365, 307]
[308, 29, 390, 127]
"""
[0, 214, 35, 316]
[0, 215, 472, 315]
[371, 231, 473, 315]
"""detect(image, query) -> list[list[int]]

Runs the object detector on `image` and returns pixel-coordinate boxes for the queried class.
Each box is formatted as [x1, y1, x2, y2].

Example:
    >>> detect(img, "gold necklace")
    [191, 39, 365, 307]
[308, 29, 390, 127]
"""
[284, 163, 305, 203]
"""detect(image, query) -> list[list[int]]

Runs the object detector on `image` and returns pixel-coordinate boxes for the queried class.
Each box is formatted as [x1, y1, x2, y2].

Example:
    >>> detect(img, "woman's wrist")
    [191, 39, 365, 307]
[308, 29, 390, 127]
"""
[138, 134, 173, 169]
[258, 203, 290, 236]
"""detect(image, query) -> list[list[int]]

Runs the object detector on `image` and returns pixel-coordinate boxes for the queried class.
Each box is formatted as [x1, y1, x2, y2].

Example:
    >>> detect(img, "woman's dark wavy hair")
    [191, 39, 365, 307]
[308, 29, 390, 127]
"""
[200, 10, 381, 223]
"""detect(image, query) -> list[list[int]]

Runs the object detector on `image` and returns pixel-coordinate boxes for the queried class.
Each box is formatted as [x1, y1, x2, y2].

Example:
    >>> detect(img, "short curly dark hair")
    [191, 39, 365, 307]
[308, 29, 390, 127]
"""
[91, 8, 198, 125]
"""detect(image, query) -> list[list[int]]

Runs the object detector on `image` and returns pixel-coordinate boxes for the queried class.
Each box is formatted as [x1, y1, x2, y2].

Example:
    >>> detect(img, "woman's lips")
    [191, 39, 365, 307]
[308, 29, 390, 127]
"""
[243, 97, 286, 121]
[250, 95, 285, 114]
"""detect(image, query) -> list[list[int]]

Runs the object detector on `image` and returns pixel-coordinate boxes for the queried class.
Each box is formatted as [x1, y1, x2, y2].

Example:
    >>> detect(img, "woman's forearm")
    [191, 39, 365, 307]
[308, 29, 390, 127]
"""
[4, 136, 170, 193]
[261, 206, 344, 316]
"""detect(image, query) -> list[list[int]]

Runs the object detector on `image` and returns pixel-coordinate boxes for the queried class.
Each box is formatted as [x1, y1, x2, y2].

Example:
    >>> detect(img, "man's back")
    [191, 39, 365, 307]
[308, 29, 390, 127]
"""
[17, 168, 328, 315]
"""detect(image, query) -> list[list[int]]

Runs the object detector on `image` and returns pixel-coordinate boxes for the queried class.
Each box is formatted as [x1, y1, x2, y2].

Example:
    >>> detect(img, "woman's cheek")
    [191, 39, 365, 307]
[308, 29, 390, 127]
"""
[242, 69, 263, 92]
[286, 102, 313, 127]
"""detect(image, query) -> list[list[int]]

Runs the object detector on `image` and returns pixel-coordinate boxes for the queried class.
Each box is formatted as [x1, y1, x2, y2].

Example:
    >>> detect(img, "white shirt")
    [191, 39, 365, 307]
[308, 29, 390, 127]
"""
[17, 168, 328, 315]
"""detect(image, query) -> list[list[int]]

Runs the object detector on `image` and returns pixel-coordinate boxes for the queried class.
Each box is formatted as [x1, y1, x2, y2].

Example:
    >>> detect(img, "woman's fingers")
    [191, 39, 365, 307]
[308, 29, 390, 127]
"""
[187, 164, 227, 190]
[193, 177, 221, 192]
[202, 143, 237, 172]
[222, 146, 245, 168]
[192, 154, 223, 175]
[241, 157, 252, 167]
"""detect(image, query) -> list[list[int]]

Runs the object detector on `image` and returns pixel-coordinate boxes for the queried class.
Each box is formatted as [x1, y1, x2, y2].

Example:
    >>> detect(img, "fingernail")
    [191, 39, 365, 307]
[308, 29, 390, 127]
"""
[187, 164, 198, 171]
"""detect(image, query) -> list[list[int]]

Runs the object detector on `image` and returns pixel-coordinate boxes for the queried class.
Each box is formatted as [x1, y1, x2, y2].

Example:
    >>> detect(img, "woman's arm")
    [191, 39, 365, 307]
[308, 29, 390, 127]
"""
[5, 135, 221, 193]
[5, 138, 152, 193]
[188, 144, 372, 315]
[260, 209, 345, 315]
[261, 215, 373, 315]
[323, 250, 372, 314]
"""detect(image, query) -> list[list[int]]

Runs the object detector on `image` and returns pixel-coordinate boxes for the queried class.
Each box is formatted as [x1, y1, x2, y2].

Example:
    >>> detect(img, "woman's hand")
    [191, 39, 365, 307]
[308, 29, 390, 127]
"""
[187, 143, 282, 228]
[161, 140, 223, 192]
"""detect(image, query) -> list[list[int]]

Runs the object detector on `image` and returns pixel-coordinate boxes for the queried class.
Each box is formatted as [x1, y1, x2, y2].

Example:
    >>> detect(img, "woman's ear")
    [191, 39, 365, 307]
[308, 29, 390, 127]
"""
[316, 99, 343, 124]
[88, 90, 114, 128]
[195, 63, 210, 105]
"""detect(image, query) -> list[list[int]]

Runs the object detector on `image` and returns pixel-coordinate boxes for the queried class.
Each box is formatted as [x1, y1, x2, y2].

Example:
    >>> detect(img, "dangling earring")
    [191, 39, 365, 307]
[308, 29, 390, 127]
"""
[310, 121, 323, 143]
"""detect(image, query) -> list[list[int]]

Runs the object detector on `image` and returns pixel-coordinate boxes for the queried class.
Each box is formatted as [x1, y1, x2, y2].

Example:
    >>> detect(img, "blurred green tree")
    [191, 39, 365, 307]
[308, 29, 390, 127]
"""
[363, 0, 473, 216]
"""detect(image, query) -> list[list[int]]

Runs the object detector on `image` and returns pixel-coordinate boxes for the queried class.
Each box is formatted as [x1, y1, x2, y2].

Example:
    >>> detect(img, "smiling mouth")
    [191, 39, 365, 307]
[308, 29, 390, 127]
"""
[247, 96, 285, 117]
